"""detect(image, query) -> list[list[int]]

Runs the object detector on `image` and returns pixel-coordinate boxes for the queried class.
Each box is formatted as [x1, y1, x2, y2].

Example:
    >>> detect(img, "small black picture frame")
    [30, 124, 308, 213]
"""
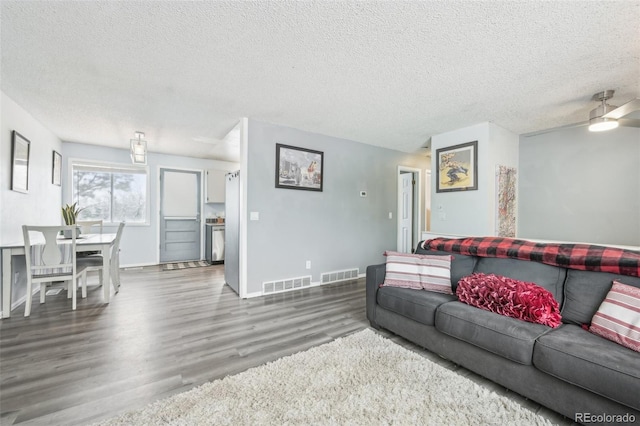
[11, 131, 31, 193]
[275, 143, 324, 192]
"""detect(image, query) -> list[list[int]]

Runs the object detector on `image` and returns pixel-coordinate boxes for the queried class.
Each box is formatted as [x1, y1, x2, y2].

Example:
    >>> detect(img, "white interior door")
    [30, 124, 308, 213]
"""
[160, 169, 201, 263]
[398, 172, 413, 253]
[425, 170, 432, 231]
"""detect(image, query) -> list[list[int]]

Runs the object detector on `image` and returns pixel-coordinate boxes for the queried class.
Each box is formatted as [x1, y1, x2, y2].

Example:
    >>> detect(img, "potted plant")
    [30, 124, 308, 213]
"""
[61, 202, 85, 238]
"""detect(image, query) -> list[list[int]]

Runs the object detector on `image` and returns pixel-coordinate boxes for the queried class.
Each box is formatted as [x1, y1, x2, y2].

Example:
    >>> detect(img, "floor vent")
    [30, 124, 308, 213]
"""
[263, 275, 312, 295]
[320, 268, 359, 285]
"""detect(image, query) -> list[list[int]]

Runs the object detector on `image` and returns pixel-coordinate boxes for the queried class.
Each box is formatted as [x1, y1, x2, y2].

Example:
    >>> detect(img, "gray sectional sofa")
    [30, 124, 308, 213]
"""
[366, 243, 640, 425]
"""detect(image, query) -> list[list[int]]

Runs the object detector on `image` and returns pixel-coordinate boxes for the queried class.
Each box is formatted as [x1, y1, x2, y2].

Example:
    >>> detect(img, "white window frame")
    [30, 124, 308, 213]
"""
[69, 158, 151, 226]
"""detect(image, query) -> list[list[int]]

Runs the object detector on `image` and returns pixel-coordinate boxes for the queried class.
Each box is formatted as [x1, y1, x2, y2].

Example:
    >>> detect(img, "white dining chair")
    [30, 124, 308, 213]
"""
[77, 222, 125, 297]
[22, 225, 88, 317]
[76, 220, 103, 258]
[76, 220, 103, 235]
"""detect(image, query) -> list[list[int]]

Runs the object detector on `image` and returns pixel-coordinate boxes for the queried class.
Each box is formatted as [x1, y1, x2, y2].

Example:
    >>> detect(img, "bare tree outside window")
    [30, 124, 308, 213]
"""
[72, 163, 148, 224]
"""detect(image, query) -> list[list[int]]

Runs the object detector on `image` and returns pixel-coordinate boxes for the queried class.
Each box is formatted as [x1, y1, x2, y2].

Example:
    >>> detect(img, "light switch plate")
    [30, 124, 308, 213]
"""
[250, 212, 260, 221]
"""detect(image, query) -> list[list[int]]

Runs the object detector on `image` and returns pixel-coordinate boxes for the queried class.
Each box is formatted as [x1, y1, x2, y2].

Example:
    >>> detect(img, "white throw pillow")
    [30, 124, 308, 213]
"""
[589, 280, 640, 352]
[383, 251, 452, 294]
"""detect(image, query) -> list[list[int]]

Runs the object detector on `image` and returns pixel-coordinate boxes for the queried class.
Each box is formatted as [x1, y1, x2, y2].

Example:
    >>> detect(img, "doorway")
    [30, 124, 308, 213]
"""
[425, 170, 432, 231]
[397, 166, 422, 253]
[159, 168, 202, 263]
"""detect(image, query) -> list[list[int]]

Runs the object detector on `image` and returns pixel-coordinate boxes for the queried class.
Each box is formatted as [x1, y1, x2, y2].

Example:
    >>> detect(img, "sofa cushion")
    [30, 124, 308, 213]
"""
[377, 286, 457, 326]
[414, 247, 477, 290]
[561, 269, 640, 325]
[435, 301, 552, 365]
[533, 324, 640, 410]
[589, 280, 640, 352]
[456, 273, 562, 328]
[383, 251, 452, 293]
[473, 257, 566, 304]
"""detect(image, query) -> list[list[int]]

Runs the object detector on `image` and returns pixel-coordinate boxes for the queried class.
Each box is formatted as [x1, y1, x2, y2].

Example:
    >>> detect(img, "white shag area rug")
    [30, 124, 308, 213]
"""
[96, 329, 556, 426]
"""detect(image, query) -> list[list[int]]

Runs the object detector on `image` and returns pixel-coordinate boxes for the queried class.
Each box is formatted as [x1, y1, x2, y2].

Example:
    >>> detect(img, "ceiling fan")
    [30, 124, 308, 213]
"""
[587, 90, 640, 132]
[525, 90, 640, 136]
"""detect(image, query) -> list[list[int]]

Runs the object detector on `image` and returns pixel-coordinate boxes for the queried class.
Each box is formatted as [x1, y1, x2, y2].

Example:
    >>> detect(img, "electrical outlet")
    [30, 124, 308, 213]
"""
[306, 260, 311, 269]
[388, 212, 393, 219]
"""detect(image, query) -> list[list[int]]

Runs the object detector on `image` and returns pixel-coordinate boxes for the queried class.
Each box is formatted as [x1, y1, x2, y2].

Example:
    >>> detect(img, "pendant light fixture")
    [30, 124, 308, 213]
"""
[130, 131, 147, 164]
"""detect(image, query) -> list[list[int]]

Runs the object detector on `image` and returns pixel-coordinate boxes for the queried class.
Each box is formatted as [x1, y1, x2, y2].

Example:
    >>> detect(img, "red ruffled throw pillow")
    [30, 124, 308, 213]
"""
[456, 273, 562, 328]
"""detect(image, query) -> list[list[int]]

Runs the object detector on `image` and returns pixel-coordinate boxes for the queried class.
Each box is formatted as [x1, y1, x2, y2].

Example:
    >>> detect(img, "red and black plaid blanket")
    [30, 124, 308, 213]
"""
[421, 237, 640, 277]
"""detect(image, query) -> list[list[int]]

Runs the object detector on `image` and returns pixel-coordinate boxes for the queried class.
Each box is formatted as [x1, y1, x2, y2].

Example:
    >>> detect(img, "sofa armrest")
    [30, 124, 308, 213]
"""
[366, 263, 386, 327]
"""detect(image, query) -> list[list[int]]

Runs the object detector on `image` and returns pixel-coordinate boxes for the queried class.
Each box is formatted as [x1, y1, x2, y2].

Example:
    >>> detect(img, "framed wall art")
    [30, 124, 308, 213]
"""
[52, 150, 62, 186]
[11, 130, 31, 193]
[436, 140, 478, 193]
[495, 165, 517, 237]
[275, 143, 323, 191]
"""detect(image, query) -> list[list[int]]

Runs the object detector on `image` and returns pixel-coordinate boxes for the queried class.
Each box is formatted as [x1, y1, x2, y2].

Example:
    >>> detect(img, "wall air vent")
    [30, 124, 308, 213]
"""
[263, 275, 312, 295]
[320, 268, 359, 285]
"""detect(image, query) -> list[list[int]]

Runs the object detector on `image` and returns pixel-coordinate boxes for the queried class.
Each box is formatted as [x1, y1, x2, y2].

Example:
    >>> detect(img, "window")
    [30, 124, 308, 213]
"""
[71, 161, 149, 224]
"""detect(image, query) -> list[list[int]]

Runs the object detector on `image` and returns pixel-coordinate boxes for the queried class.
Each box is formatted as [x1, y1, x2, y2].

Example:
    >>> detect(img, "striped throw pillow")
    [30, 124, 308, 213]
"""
[589, 280, 640, 352]
[383, 251, 452, 294]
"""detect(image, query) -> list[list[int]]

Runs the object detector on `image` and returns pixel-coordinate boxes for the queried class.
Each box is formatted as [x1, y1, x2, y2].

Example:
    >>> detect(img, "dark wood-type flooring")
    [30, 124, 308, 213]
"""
[0, 264, 575, 425]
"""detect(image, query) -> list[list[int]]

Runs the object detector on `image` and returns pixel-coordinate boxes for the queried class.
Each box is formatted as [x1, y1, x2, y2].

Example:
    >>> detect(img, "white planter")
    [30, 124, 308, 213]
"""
[63, 227, 81, 239]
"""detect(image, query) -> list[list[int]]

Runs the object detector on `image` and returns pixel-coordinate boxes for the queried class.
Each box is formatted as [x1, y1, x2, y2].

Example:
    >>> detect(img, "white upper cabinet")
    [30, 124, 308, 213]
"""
[205, 169, 227, 203]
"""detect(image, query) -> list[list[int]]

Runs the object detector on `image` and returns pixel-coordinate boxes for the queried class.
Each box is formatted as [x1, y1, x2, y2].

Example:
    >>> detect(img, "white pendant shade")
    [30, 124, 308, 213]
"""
[130, 132, 148, 164]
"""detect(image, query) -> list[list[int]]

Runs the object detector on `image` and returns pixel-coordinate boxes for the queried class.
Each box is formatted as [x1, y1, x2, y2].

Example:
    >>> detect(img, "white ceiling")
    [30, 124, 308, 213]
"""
[1, 1, 639, 163]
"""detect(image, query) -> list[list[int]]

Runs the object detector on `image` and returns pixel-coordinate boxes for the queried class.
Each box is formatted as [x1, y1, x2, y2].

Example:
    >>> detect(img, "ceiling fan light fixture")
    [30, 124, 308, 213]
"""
[588, 90, 619, 132]
[588, 117, 619, 132]
[130, 131, 148, 165]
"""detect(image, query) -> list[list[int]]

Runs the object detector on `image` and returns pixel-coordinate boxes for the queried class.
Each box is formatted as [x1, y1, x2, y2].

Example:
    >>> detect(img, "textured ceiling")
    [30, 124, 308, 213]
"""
[1, 1, 639, 162]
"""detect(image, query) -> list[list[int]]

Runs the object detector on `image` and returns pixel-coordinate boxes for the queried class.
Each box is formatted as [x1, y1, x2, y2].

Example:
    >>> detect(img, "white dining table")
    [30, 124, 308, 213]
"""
[1, 233, 117, 318]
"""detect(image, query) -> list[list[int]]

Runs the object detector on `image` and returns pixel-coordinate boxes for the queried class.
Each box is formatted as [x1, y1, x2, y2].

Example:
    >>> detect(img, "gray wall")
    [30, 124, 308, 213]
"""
[62, 142, 239, 266]
[519, 126, 640, 246]
[245, 119, 429, 295]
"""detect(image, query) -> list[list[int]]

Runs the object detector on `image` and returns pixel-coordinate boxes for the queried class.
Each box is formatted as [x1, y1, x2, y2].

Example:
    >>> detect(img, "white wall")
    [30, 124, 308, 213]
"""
[431, 123, 489, 235]
[519, 125, 640, 246]
[429, 119, 638, 246]
[1, 91, 63, 310]
[1, 92, 63, 242]
[487, 122, 519, 234]
[62, 142, 239, 266]
[245, 120, 429, 296]
[430, 122, 519, 236]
